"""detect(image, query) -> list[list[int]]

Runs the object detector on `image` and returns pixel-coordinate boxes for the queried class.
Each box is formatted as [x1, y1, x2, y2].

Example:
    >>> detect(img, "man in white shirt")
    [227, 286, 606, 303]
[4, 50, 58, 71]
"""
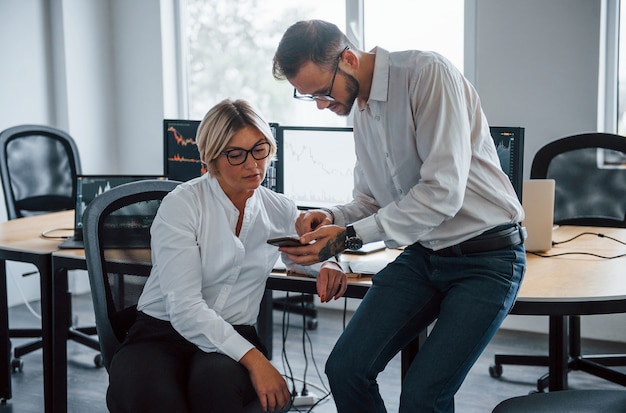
[272, 20, 526, 413]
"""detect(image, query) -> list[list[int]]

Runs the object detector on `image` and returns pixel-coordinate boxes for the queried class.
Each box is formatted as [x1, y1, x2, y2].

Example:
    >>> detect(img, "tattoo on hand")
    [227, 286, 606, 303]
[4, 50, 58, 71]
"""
[317, 230, 346, 261]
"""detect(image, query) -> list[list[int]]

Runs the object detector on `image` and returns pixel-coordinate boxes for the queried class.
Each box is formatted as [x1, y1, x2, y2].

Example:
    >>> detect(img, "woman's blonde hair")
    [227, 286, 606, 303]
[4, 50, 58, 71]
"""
[196, 99, 276, 176]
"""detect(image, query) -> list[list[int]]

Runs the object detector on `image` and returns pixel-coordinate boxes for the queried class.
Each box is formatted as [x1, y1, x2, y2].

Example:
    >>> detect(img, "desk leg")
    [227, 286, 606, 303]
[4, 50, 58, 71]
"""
[50, 264, 69, 413]
[548, 315, 568, 391]
[401, 329, 428, 382]
[0, 260, 11, 402]
[38, 258, 57, 413]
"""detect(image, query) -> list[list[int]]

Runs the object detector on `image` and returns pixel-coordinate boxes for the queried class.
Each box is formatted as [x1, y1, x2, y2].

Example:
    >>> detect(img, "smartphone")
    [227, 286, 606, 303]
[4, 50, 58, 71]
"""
[266, 236, 303, 247]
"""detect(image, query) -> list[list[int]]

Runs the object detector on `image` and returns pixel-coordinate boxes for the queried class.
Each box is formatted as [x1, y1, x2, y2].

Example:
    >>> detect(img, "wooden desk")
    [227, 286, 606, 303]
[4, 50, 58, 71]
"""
[510, 225, 626, 391]
[0, 210, 73, 412]
[516, 226, 626, 314]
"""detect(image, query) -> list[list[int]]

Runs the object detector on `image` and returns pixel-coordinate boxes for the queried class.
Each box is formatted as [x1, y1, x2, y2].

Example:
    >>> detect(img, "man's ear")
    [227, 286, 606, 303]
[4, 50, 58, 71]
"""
[342, 49, 359, 71]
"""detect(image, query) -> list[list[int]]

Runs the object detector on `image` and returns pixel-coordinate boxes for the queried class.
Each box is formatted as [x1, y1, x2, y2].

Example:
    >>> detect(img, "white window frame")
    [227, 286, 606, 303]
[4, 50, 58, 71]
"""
[599, 0, 619, 133]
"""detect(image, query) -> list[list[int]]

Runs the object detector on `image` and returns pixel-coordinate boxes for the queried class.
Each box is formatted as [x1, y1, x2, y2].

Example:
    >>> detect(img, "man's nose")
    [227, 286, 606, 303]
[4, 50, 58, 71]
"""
[316, 100, 331, 110]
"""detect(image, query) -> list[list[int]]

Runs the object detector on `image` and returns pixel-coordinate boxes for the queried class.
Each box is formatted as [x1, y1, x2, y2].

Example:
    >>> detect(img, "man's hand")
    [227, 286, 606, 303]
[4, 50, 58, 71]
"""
[240, 348, 291, 411]
[295, 209, 333, 234]
[279, 225, 346, 266]
[317, 261, 348, 302]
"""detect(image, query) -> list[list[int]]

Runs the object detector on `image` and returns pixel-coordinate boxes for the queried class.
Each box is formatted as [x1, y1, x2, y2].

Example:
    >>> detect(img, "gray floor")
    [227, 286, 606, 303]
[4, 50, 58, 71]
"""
[2, 293, 626, 412]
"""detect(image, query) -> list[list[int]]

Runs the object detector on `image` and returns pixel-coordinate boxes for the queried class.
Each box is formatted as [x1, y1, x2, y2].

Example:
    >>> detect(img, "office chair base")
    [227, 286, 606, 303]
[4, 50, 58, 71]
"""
[9, 329, 43, 374]
[491, 354, 626, 392]
[489, 354, 549, 378]
[68, 326, 102, 368]
[13, 339, 43, 359]
[492, 315, 626, 392]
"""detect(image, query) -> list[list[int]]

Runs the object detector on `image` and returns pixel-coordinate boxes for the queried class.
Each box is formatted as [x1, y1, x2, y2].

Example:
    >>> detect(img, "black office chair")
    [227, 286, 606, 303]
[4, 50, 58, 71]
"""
[0, 124, 100, 370]
[0, 124, 79, 218]
[83, 179, 278, 413]
[492, 389, 626, 412]
[490, 132, 626, 392]
[82, 180, 178, 368]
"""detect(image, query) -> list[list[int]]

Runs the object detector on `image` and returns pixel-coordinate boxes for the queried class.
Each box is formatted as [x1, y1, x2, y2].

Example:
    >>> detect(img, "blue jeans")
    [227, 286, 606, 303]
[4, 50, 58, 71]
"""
[326, 242, 526, 412]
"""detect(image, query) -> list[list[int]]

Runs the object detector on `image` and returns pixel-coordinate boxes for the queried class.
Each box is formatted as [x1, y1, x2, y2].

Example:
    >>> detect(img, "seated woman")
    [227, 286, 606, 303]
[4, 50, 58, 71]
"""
[106, 99, 347, 413]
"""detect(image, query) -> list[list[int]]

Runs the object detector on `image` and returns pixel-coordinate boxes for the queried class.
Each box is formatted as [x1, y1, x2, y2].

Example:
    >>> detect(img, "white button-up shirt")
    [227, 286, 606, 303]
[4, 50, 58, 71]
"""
[138, 174, 301, 361]
[330, 47, 524, 250]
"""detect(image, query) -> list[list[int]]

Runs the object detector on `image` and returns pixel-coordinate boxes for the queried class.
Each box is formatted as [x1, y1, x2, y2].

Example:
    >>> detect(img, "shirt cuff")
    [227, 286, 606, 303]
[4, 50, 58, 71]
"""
[352, 214, 386, 245]
[322, 207, 342, 226]
[222, 331, 256, 362]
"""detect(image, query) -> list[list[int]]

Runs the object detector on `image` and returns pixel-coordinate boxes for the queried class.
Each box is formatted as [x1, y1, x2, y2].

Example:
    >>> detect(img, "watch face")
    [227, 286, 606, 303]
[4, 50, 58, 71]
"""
[345, 225, 363, 250]
[345, 237, 363, 250]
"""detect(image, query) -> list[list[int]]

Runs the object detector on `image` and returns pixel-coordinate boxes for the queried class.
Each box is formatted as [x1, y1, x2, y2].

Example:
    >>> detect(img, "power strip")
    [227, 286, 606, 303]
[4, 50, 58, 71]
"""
[293, 392, 319, 407]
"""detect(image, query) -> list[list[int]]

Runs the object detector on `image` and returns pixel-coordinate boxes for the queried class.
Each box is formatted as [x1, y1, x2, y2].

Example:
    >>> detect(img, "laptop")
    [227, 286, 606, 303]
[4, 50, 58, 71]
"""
[58, 175, 166, 249]
[522, 179, 556, 252]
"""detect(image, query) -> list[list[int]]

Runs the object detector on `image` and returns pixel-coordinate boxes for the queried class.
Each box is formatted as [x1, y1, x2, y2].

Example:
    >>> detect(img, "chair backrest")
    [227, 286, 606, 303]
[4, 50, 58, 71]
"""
[0, 124, 82, 219]
[530, 132, 626, 227]
[83, 179, 181, 371]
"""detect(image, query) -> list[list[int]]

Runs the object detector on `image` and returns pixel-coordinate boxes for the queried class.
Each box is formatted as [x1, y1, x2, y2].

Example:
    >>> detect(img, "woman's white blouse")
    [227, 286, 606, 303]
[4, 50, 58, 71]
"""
[138, 174, 300, 362]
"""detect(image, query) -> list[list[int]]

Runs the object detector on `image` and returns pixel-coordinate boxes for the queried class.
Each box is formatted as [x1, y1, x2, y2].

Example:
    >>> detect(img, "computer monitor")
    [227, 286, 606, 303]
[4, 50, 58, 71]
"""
[274, 125, 355, 209]
[490, 126, 525, 202]
[163, 119, 279, 191]
[163, 119, 203, 182]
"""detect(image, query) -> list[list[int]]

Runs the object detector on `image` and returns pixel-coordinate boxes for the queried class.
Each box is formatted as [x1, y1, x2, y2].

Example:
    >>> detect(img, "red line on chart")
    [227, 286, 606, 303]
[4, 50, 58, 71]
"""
[168, 126, 196, 146]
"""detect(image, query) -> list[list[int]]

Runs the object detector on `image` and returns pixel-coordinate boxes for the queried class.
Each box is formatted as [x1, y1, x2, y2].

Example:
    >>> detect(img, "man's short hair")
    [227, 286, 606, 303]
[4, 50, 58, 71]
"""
[272, 19, 353, 80]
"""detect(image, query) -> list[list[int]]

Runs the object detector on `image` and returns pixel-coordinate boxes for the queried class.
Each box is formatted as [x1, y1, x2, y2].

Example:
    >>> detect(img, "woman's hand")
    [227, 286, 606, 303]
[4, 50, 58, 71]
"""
[240, 348, 291, 411]
[317, 261, 348, 302]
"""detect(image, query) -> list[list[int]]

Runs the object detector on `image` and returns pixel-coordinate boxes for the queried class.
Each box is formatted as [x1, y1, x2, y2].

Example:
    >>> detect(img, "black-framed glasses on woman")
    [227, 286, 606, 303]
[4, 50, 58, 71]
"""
[220, 141, 271, 166]
[293, 45, 350, 102]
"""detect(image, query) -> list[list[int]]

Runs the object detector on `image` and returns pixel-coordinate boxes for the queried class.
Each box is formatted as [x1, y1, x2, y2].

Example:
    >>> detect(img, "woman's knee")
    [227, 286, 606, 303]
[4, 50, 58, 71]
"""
[188, 352, 256, 409]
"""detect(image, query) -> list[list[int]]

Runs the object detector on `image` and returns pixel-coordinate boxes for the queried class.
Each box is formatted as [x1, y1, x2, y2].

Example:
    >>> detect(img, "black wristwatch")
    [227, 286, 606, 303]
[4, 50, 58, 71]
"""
[344, 225, 363, 250]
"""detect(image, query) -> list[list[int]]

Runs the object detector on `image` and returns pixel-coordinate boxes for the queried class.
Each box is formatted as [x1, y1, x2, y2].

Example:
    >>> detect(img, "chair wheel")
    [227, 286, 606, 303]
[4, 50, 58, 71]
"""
[94, 353, 104, 368]
[306, 318, 318, 330]
[489, 364, 503, 378]
[11, 357, 23, 373]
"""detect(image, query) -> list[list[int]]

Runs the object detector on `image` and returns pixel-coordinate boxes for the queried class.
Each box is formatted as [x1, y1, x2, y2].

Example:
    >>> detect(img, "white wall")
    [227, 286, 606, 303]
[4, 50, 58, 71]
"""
[0, 1, 53, 131]
[472, 0, 601, 179]
[1, 0, 625, 342]
[56, 0, 166, 176]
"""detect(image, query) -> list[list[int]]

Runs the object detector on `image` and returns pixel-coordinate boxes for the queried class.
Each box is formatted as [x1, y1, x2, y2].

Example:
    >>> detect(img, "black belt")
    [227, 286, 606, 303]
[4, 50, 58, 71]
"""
[432, 223, 526, 257]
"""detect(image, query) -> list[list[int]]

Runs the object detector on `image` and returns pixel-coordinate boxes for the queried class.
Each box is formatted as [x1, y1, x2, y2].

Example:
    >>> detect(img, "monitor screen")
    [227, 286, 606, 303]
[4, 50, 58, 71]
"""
[163, 119, 204, 182]
[275, 126, 356, 209]
[75, 175, 165, 231]
[163, 119, 278, 191]
[490, 126, 525, 202]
